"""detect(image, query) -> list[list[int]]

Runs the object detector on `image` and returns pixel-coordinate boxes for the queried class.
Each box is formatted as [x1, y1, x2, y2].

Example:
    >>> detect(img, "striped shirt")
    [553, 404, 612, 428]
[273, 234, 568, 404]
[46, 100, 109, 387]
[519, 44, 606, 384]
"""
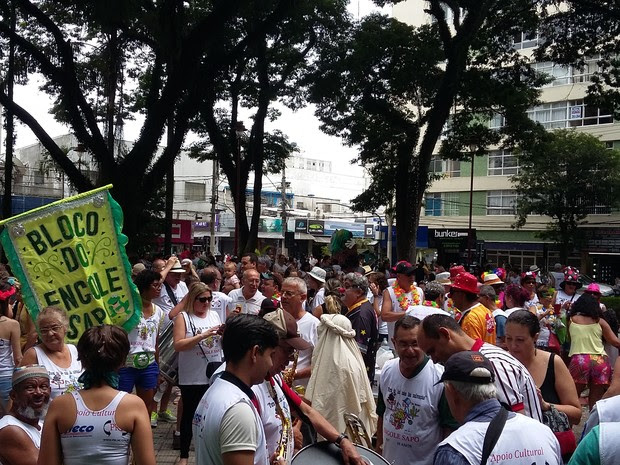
[473, 339, 543, 422]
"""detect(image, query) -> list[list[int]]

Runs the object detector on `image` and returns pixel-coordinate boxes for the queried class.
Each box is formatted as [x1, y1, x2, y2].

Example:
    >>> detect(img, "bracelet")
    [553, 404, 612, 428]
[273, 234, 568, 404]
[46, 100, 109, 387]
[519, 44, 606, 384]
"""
[335, 433, 349, 447]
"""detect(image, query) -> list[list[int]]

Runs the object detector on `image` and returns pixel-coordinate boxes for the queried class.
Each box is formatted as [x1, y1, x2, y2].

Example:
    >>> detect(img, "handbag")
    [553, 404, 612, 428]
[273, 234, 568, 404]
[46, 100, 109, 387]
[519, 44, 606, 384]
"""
[547, 332, 561, 354]
[542, 404, 577, 457]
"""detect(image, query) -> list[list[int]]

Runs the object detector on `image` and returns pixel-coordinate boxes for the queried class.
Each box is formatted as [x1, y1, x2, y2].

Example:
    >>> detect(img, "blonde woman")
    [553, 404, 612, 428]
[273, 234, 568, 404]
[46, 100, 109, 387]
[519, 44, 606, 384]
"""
[21, 306, 82, 399]
[312, 279, 345, 318]
[173, 282, 223, 465]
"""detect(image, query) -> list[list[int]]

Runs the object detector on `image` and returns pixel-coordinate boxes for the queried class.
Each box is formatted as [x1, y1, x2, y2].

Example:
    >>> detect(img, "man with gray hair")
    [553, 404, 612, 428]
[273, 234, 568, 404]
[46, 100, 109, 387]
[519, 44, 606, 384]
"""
[406, 281, 451, 320]
[434, 351, 561, 465]
[343, 273, 378, 380]
[281, 277, 319, 390]
[0, 365, 51, 465]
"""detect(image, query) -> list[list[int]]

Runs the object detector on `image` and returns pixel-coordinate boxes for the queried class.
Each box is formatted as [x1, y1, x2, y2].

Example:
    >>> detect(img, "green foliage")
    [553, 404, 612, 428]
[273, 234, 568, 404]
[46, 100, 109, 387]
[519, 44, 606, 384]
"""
[512, 129, 620, 261]
[308, 2, 546, 261]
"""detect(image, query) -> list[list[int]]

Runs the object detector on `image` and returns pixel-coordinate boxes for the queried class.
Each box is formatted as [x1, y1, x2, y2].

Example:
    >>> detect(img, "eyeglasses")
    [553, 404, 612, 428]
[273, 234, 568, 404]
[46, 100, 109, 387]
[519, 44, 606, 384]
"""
[40, 324, 63, 334]
[395, 341, 418, 350]
[281, 290, 299, 297]
[196, 296, 213, 303]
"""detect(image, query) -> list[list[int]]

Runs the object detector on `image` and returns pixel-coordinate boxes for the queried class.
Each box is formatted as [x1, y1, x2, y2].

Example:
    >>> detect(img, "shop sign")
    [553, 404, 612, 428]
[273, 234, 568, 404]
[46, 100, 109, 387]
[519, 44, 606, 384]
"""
[308, 220, 324, 235]
[294, 219, 308, 233]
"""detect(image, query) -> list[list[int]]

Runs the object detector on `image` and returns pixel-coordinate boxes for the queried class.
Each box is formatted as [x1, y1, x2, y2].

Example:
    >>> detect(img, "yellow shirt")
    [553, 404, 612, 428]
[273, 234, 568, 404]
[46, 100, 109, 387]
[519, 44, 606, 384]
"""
[461, 302, 496, 345]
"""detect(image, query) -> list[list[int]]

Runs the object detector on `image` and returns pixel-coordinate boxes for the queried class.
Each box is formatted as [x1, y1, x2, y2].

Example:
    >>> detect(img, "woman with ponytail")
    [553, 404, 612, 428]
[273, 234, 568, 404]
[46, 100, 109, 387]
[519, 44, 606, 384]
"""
[38, 325, 155, 465]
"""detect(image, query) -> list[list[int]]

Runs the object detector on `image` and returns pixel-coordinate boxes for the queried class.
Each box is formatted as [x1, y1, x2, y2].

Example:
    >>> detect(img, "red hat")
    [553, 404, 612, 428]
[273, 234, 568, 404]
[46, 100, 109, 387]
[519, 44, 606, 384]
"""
[450, 272, 480, 295]
[449, 265, 466, 282]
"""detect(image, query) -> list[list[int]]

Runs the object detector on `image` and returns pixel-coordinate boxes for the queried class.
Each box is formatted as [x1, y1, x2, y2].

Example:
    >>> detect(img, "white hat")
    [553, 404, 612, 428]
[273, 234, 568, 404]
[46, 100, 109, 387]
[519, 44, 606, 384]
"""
[181, 258, 192, 266]
[435, 272, 451, 285]
[308, 266, 326, 283]
[483, 273, 504, 286]
[169, 262, 185, 273]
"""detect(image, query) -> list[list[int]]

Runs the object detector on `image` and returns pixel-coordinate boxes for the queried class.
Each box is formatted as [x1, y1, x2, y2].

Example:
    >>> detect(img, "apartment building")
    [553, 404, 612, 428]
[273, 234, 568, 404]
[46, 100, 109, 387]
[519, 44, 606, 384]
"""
[393, 1, 620, 282]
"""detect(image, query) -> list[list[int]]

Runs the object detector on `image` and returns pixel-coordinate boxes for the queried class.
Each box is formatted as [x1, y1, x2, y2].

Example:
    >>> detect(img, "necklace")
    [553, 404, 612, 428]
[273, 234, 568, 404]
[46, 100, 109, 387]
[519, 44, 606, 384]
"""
[392, 282, 421, 310]
[423, 300, 439, 308]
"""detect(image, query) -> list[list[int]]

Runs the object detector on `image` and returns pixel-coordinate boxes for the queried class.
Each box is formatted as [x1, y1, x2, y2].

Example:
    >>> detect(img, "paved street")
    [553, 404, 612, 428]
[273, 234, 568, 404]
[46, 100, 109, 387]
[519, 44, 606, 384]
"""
[152, 402, 189, 465]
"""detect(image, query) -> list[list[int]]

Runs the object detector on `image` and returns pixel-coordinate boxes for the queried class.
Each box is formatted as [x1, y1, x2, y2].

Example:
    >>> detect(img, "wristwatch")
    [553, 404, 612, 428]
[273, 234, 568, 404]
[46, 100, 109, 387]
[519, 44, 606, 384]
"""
[335, 433, 349, 447]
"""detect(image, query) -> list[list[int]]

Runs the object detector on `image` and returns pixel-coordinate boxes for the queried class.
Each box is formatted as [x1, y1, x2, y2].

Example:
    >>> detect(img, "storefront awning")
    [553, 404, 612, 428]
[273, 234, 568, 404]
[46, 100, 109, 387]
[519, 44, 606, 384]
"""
[312, 236, 331, 244]
[295, 232, 315, 241]
[258, 232, 283, 239]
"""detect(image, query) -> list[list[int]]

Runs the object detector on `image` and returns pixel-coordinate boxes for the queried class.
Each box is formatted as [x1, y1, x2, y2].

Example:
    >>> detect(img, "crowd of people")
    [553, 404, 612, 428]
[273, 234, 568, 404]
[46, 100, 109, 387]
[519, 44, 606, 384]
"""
[0, 252, 619, 465]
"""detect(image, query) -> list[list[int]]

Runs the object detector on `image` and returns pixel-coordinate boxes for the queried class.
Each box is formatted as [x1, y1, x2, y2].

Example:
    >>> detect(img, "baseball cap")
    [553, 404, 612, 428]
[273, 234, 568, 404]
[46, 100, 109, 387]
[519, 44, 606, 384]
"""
[263, 308, 311, 351]
[437, 351, 495, 385]
[394, 261, 415, 276]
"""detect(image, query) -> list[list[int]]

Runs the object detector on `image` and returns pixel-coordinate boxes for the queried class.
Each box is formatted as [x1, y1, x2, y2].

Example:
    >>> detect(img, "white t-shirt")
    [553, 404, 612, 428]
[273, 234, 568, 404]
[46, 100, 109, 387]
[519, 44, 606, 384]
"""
[291, 312, 319, 390]
[406, 305, 450, 321]
[370, 294, 388, 336]
[211, 291, 231, 323]
[380, 358, 446, 465]
[312, 287, 325, 309]
[153, 281, 189, 318]
[178, 311, 222, 385]
[226, 288, 266, 316]
[34, 344, 83, 399]
[127, 304, 165, 355]
[252, 376, 294, 460]
[438, 408, 560, 465]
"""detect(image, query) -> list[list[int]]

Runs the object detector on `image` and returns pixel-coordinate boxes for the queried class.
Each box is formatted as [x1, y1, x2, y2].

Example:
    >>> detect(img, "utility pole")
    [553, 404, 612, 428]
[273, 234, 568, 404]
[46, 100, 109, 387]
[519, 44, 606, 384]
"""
[164, 115, 174, 256]
[280, 166, 288, 257]
[209, 159, 218, 255]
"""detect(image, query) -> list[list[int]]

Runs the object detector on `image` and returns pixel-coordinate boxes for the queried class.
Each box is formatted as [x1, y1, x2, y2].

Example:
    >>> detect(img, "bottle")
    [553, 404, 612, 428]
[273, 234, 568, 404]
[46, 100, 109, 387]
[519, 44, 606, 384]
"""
[154, 380, 168, 403]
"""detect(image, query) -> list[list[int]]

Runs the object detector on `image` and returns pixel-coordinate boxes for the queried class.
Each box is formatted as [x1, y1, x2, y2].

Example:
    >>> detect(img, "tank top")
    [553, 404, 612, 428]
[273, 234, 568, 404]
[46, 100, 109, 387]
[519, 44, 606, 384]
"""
[60, 391, 131, 465]
[178, 311, 222, 385]
[539, 353, 561, 405]
[0, 335, 14, 377]
[568, 320, 605, 357]
[34, 344, 83, 399]
[0, 415, 42, 448]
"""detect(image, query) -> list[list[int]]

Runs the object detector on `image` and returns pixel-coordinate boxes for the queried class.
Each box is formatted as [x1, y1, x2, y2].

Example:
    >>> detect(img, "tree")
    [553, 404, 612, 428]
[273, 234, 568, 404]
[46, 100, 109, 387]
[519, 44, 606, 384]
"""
[538, 1, 620, 120]
[0, 0, 306, 252]
[513, 129, 620, 263]
[187, 0, 348, 253]
[308, 2, 546, 262]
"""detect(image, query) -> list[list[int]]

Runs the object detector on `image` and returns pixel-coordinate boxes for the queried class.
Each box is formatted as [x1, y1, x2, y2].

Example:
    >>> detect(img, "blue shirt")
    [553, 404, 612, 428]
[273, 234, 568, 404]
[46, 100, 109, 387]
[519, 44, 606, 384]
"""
[433, 399, 515, 465]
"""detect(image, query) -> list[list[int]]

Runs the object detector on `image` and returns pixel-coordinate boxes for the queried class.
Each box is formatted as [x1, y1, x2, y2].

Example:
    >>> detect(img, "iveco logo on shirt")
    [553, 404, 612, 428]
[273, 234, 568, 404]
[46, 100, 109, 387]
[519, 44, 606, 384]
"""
[70, 425, 95, 433]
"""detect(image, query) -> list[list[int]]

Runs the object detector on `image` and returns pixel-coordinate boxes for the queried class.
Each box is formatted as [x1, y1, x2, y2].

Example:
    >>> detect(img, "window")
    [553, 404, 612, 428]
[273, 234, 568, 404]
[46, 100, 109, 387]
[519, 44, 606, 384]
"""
[489, 113, 505, 129]
[297, 201, 305, 209]
[184, 182, 205, 201]
[429, 156, 461, 177]
[488, 150, 520, 176]
[425, 192, 459, 216]
[513, 31, 540, 50]
[527, 100, 612, 129]
[34, 168, 45, 185]
[487, 190, 517, 215]
[322, 204, 332, 213]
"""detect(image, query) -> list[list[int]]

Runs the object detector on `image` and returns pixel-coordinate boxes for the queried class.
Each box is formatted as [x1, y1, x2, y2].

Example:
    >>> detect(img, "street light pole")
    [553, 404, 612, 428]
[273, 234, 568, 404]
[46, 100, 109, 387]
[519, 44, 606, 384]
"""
[210, 158, 218, 255]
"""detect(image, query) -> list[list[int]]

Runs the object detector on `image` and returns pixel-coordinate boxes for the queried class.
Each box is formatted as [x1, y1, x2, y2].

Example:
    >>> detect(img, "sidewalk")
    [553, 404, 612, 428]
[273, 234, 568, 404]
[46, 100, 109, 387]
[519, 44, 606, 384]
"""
[153, 403, 193, 465]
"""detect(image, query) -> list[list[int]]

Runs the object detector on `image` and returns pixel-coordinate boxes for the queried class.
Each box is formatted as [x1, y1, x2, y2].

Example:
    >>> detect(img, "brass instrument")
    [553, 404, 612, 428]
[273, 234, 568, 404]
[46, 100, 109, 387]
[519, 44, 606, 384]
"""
[267, 381, 294, 464]
[343, 413, 373, 449]
[283, 350, 298, 386]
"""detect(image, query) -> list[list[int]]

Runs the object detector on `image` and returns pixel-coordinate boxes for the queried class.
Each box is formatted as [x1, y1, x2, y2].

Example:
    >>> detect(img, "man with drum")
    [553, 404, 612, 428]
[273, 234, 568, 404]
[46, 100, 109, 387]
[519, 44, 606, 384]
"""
[255, 306, 364, 465]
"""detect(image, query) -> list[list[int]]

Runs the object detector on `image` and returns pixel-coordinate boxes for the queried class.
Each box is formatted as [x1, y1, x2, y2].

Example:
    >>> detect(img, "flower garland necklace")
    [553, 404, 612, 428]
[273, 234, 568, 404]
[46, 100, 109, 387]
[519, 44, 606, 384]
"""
[423, 300, 439, 308]
[392, 281, 421, 310]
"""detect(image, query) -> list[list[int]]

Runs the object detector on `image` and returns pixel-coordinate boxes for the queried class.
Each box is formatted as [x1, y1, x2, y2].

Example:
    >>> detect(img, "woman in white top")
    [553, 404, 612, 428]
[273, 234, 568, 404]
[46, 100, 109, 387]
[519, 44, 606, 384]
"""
[39, 324, 155, 465]
[173, 282, 222, 465]
[118, 270, 165, 418]
[21, 306, 82, 399]
[0, 297, 21, 413]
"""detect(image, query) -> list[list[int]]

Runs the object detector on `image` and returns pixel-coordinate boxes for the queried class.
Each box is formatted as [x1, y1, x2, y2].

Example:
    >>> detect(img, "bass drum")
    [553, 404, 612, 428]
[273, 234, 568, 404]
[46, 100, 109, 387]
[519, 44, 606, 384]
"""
[158, 323, 179, 384]
[291, 441, 388, 465]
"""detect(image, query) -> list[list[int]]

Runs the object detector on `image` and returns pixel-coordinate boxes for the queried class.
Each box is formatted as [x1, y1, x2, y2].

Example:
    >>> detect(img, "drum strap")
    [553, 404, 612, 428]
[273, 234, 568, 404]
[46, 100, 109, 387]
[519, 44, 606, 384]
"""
[164, 282, 178, 306]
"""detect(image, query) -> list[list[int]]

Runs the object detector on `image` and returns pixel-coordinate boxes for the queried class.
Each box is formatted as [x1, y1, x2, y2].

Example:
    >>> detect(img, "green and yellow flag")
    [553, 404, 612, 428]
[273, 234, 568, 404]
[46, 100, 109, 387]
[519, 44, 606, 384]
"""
[0, 185, 141, 343]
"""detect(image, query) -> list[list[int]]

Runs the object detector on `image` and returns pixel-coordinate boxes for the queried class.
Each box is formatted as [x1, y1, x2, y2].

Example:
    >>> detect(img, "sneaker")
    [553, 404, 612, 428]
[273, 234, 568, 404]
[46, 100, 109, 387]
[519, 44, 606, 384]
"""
[172, 431, 181, 450]
[159, 409, 177, 423]
[150, 411, 158, 428]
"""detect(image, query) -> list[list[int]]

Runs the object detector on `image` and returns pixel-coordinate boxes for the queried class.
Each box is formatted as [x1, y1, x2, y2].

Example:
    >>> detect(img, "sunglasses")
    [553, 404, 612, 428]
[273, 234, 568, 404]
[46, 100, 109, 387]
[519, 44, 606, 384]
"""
[196, 296, 213, 303]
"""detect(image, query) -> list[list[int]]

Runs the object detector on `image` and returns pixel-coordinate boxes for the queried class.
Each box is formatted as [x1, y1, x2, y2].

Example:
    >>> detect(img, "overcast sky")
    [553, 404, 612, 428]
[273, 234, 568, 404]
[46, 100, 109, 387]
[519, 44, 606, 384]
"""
[7, 0, 390, 175]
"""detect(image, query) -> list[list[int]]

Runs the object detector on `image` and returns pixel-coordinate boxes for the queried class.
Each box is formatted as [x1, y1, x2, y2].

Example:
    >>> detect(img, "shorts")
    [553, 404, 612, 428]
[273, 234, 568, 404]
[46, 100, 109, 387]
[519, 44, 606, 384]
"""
[0, 375, 11, 409]
[568, 354, 611, 386]
[119, 361, 159, 392]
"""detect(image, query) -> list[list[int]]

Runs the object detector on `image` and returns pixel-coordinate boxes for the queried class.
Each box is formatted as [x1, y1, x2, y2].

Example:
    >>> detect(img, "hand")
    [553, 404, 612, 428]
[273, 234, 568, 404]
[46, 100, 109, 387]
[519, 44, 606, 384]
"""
[340, 438, 364, 465]
[536, 387, 550, 411]
[369, 282, 379, 297]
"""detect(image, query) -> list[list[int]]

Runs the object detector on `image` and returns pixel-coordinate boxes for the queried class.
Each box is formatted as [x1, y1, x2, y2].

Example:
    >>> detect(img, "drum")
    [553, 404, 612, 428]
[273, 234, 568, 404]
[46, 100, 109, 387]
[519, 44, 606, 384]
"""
[291, 441, 389, 465]
[158, 323, 178, 384]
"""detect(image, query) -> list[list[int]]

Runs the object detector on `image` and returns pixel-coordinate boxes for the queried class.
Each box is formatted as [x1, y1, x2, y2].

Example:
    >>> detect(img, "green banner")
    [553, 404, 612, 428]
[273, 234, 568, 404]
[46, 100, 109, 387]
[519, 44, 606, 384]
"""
[0, 185, 141, 343]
